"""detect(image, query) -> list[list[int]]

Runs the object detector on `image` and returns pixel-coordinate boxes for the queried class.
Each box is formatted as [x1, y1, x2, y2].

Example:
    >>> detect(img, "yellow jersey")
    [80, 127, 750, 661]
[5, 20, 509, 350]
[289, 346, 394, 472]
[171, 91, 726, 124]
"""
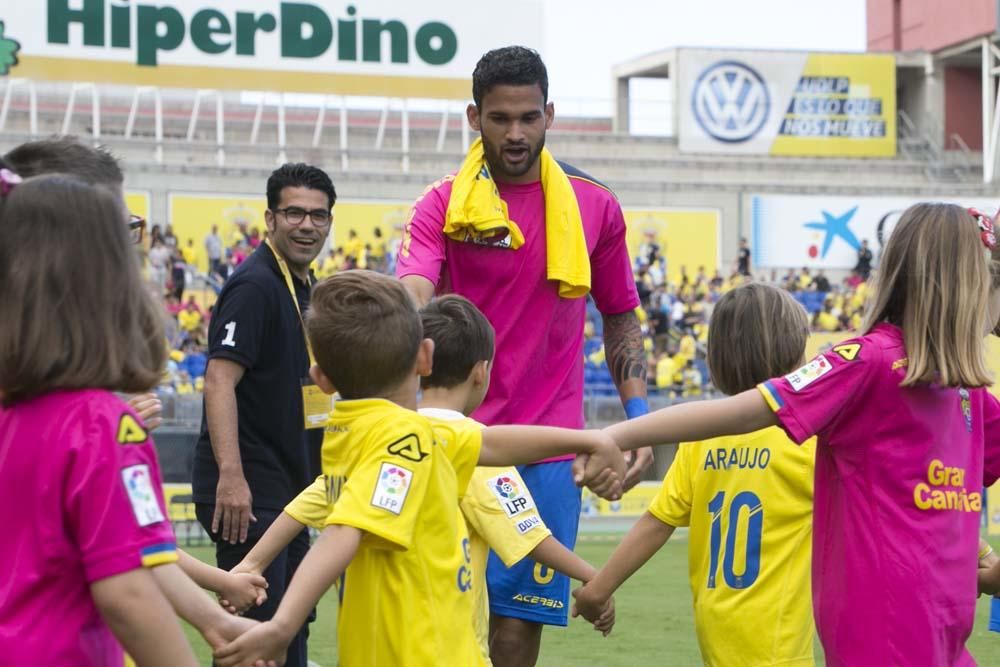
[419, 409, 551, 666]
[318, 398, 484, 667]
[648, 428, 816, 667]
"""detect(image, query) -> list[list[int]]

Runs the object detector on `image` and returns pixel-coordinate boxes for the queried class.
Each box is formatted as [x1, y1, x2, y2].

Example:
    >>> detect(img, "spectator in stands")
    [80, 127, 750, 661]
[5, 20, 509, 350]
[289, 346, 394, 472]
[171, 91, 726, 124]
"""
[344, 228, 363, 269]
[177, 299, 203, 337]
[855, 238, 873, 281]
[370, 226, 387, 271]
[737, 237, 752, 276]
[192, 163, 335, 667]
[248, 226, 262, 250]
[164, 224, 177, 249]
[170, 248, 187, 301]
[181, 238, 197, 268]
[205, 224, 224, 277]
[148, 239, 171, 290]
[396, 45, 649, 667]
[150, 223, 165, 246]
[180, 339, 208, 379]
[812, 269, 831, 293]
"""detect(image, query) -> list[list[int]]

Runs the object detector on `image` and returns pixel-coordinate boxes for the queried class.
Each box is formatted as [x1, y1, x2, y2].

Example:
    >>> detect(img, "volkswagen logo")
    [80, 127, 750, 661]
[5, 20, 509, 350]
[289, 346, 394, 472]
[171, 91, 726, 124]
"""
[692, 60, 770, 143]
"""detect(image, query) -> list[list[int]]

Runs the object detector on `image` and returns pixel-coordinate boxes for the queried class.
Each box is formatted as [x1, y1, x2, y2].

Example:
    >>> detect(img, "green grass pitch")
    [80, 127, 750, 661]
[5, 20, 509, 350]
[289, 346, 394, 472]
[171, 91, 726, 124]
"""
[182, 535, 1000, 665]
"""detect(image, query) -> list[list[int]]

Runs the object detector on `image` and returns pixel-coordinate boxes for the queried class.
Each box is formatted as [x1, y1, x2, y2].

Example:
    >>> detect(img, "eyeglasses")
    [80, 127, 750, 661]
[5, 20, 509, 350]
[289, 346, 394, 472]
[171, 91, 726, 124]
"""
[273, 207, 332, 228]
[128, 214, 146, 245]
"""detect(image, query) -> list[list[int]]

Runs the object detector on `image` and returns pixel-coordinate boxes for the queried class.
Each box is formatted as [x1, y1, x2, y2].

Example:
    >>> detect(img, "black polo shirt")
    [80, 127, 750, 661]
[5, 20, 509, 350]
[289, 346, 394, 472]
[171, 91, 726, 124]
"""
[192, 243, 323, 510]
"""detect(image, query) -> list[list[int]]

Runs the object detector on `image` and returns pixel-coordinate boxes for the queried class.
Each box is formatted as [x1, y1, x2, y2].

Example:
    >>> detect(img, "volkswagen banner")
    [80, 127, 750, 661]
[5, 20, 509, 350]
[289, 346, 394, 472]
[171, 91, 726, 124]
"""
[679, 49, 895, 157]
[750, 194, 997, 269]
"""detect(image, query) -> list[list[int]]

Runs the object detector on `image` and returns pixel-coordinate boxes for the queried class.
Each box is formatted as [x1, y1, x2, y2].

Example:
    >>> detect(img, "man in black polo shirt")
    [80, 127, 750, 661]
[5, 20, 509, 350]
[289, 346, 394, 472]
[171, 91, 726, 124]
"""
[192, 163, 335, 667]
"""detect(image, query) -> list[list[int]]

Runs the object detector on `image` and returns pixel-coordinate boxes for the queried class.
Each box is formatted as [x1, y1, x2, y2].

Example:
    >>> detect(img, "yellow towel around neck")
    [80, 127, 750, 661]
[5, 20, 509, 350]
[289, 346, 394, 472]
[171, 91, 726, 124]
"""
[444, 137, 591, 298]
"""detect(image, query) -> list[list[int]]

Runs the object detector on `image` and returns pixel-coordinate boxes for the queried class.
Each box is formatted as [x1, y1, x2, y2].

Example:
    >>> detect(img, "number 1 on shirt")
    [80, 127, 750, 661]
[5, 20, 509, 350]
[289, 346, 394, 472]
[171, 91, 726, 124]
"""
[707, 490, 764, 590]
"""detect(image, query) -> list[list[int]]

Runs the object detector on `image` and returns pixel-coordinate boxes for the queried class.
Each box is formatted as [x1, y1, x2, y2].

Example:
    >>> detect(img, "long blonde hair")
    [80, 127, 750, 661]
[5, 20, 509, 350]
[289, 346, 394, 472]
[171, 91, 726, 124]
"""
[862, 202, 992, 387]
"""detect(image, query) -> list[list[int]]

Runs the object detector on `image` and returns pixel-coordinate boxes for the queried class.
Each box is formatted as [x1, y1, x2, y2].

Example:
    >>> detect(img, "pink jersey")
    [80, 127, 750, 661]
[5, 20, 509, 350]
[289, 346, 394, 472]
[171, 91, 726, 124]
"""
[758, 323, 996, 666]
[397, 168, 638, 443]
[0, 389, 177, 665]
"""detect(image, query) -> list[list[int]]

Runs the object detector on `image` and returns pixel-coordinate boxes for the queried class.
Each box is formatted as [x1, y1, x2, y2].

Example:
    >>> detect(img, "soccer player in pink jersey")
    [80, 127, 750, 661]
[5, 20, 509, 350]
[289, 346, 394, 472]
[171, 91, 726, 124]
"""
[601, 203, 1000, 665]
[397, 46, 650, 666]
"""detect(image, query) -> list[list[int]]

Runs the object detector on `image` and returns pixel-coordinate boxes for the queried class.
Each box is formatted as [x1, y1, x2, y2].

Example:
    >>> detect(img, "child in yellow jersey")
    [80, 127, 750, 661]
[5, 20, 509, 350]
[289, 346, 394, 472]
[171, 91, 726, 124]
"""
[574, 283, 817, 667]
[215, 271, 624, 667]
[233, 295, 614, 666]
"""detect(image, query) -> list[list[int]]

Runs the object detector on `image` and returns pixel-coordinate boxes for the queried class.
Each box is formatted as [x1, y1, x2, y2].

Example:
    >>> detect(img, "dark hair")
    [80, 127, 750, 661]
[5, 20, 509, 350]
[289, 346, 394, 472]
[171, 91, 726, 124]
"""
[0, 175, 165, 404]
[266, 163, 337, 210]
[472, 46, 548, 107]
[420, 295, 495, 390]
[306, 271, 422, 399]
[4, 136, 123, 186]
[706, 284, 809, 395]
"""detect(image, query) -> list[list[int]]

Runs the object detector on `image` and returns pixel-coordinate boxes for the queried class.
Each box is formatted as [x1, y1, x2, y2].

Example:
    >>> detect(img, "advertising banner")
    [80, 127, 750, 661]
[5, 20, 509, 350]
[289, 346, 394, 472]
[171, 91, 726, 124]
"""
[0, 1, 542, 98]
[624, 208, 720, 284]
[678, 49, 896, 157]
[751, 194, 998, 270]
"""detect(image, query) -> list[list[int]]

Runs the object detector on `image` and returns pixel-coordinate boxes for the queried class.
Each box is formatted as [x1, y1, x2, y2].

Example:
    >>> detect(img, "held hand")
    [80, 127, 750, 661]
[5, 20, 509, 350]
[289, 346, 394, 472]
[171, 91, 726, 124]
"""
[592, 595, 616, 637]
[217, 570, 269, 614]
[127, 392, 163, 431]
[214, 472, 256, 545]
[214, 621, 289, 667]
[571, 584, 610, 628]
[572, 431, 626, 500]
[622, 446, 654, 491]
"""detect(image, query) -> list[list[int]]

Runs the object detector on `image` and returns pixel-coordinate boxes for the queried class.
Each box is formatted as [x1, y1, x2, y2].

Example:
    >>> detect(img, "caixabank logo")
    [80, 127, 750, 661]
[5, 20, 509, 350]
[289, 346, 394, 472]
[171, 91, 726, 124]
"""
[692, 60, 770, 143]
[0, 21, 20, 76]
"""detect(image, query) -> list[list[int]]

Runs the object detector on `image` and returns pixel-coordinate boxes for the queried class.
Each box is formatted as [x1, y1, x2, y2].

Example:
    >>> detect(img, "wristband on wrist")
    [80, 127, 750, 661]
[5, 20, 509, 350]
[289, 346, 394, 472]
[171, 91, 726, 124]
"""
[981, 544, 995, 561]
[624, 397, 649, 420]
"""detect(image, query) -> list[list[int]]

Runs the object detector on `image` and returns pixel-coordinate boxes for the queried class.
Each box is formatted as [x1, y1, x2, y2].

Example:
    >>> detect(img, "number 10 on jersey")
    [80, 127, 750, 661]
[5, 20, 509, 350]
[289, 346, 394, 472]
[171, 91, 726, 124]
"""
[707, 491, 763, 590]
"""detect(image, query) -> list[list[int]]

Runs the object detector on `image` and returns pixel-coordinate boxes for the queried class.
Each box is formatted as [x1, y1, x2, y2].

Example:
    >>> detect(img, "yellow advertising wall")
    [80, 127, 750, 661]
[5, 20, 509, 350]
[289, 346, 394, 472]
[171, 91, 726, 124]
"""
[769, 53, 896, 158]
[623, 208, 720, 284]
[168, 195, 716, 278]
[125, 191, 150, 222]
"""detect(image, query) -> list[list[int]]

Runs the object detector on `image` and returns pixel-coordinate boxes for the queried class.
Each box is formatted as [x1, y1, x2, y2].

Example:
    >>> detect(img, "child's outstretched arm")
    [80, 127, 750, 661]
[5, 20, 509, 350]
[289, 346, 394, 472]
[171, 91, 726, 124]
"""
[529, 537, 615, 636]
[572, 512, 676, 624]
[93, 568, 198, 667]
[150, 562, 264, 652]
[480, 426, 626, 499]
[233, 476, 327, 578]
[177, 549, 267, 614]
[214, 524, 362, 667]
[606, 389, 776, 451]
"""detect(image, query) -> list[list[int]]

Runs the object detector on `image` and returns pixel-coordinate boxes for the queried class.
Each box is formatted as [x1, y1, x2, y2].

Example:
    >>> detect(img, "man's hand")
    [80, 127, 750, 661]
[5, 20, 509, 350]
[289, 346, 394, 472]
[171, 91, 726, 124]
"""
[622, 447, 654, 490]
[127, 392, 163, 431]
[213, 471, 255, 544]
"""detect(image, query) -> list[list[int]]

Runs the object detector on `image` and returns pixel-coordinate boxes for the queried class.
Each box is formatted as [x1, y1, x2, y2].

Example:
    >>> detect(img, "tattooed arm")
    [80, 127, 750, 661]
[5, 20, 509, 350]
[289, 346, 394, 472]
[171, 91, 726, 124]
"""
[602, 310, 653, 489]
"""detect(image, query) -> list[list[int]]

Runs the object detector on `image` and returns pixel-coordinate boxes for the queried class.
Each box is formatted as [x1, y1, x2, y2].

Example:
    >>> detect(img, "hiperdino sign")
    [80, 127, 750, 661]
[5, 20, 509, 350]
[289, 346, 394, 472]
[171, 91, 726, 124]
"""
[2, 0, 543, 98]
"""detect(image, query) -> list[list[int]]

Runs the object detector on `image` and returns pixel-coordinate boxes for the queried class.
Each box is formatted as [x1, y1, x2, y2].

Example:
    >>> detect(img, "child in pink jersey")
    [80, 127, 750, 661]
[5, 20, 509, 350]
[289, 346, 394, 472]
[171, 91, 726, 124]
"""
[0, 173, 259, 666]
[602, 203, 1000, 666]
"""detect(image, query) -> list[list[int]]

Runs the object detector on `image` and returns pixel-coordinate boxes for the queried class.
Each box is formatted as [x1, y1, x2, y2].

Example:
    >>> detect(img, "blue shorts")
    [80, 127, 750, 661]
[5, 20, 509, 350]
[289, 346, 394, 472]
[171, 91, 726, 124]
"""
[486, 460, 581, 626]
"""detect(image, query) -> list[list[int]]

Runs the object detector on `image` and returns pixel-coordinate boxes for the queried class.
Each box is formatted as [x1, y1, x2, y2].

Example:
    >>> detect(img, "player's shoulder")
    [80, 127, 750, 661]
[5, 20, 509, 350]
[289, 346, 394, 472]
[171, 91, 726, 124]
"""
[559, 161, 618, 201]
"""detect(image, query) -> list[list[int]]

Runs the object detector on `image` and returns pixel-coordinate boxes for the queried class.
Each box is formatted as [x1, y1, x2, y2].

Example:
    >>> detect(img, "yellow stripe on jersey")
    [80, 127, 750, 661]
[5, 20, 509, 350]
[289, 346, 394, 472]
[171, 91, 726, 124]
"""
[140, 543, 178, 567]
[757, 381, 784, 413]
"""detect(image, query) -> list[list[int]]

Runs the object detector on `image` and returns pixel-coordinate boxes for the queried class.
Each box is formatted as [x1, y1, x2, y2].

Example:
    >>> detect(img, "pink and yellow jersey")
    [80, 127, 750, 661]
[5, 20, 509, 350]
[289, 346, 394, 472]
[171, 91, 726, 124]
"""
[649, 429, 815, 667]
[758, 323, 990, 666]
[397, 168, 639, 451]
[0, 389, 177, 666]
